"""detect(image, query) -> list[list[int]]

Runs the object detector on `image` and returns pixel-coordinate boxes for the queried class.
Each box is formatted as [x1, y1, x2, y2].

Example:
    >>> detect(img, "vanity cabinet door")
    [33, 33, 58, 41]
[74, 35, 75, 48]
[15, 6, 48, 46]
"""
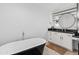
[60, 33, 73, 51]
[51, 32, 62, 46]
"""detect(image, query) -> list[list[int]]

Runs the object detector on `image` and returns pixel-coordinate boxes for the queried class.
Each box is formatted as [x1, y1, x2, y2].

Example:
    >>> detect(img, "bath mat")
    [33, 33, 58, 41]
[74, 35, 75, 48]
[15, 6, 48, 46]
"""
[46, 42, 68, 55]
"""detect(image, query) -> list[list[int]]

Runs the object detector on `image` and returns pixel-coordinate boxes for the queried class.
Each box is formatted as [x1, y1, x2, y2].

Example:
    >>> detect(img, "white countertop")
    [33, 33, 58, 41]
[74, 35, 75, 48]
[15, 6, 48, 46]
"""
[72, 37, 79, 41]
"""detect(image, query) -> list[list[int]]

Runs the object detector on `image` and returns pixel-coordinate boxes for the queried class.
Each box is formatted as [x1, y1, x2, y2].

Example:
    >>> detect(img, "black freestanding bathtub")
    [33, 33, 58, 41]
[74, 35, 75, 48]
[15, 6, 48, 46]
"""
[0, 38, 46, 55]
[13, 44, 45, 55]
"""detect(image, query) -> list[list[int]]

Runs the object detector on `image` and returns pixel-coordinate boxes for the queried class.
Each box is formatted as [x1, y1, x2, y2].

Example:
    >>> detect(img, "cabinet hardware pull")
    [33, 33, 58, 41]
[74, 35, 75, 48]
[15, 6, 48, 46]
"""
[60, 36, 63, 40]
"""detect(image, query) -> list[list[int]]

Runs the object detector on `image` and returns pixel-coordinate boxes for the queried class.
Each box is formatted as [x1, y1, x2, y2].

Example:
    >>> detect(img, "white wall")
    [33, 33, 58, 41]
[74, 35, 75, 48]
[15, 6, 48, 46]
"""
[0, 3, 48, 45]
[0, 3, 76, 46]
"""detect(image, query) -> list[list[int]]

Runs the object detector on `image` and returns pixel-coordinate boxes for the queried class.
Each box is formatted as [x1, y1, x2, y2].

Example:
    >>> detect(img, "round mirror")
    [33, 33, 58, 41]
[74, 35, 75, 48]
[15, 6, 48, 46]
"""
[58, 14, 76, 29]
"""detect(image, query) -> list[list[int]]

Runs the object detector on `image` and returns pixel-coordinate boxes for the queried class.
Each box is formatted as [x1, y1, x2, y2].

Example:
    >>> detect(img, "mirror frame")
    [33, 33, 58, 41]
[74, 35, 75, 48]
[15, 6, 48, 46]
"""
[77, 3, 79, 33]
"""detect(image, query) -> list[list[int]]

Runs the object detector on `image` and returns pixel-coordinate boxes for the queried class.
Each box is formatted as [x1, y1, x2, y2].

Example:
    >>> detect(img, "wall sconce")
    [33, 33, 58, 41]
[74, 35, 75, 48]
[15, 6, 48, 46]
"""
[55, 23, 59, 26]
[55, 20, 59, 26]
[53, 16, 60, 27]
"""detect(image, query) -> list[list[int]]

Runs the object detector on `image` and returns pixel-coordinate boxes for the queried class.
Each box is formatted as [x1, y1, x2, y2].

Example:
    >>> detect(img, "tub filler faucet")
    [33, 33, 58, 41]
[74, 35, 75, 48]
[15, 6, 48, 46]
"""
[22, 32, 25, 40]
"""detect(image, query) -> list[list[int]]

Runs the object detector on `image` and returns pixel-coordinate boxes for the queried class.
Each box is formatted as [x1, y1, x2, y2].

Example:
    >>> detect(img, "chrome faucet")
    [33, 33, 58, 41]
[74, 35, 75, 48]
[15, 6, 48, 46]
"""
[22, 32, 25, 40]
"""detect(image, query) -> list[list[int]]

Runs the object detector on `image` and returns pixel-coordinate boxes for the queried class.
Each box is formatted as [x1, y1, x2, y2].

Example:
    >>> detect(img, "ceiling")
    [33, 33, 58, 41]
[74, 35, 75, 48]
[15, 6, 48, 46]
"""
[32, 3, 76, 13]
